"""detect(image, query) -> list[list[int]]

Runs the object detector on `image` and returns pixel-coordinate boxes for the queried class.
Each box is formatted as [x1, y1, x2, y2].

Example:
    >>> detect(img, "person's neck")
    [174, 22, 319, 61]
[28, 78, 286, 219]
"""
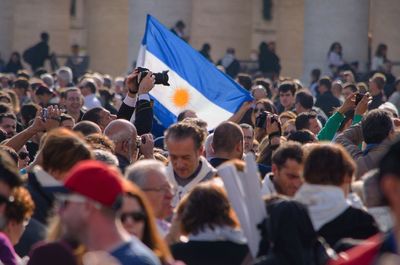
[174, 161, 202, 187]
[68, 109, 81, 121]
[214, 152, 238, 160]
[85, 219, 128, 252]
[284, 104, 293, 111]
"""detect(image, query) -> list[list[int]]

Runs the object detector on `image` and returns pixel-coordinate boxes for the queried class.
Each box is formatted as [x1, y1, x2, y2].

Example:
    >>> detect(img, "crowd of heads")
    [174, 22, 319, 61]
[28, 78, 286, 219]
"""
[0, 34, 399, 264]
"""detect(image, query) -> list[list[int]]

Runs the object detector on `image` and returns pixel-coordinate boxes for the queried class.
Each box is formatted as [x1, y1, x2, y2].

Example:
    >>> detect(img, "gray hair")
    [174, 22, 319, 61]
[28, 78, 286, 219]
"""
[125, 159, 167, 188]
[57, 66, 73, 84]
[204, 133, 215, 160]
[40, 73, 54, 88]
[93, 149, 119, 166]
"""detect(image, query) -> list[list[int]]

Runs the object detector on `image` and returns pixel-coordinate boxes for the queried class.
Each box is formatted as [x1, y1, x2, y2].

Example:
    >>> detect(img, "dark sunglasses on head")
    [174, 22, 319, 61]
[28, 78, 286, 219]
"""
[120, 211, 146, 223]
[0, 194, 14, 205]
[253, 108, 265, 113]
[18, 152, 29, 160]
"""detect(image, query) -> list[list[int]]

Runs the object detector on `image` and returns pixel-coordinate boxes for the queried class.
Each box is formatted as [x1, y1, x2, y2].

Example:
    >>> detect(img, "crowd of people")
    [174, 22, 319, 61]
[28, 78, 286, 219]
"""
[0, 30, 399, 265]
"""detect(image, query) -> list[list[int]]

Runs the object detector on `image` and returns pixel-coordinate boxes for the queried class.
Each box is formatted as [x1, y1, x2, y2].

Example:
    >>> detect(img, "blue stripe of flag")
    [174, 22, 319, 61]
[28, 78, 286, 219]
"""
[142, 15, 252, 113]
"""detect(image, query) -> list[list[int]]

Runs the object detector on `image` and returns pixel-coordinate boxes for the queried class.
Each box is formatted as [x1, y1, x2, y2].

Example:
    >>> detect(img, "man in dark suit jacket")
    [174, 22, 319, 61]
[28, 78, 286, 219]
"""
[315, 76, 341, 117]
[117, 69, 155, 135]
[23, 32, 50, 72]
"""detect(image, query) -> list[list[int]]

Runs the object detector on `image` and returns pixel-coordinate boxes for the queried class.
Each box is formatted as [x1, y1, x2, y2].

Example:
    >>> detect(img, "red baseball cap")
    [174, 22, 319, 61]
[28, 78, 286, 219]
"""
[64, 160, 124, 209]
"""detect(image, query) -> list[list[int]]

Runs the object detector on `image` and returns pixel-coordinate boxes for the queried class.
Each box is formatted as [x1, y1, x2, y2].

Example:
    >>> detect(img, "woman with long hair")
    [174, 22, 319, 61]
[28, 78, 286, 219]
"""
[120, 180, 174, 265]
[171, 181, 249, 265]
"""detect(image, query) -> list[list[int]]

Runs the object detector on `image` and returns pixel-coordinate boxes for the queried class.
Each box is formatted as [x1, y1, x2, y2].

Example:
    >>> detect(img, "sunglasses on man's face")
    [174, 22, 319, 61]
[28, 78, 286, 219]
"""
[253, 108, 265, 113]
[120, 211, 146, 223]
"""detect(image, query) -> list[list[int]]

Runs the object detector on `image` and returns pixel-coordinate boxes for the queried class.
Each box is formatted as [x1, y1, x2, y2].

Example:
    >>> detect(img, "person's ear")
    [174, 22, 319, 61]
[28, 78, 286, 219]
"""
[271, 164, 278, 175]
[198, 145, 204, 157]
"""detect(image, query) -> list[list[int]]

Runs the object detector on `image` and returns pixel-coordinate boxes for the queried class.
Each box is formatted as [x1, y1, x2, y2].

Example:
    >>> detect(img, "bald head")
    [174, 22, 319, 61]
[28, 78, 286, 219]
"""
[212, 121, 244, 159]
[104, 119, 137, 142]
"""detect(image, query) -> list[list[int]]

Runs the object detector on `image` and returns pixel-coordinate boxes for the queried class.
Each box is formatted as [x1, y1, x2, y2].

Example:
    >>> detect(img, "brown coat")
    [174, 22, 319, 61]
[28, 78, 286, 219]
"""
[334, 123, 390, 179]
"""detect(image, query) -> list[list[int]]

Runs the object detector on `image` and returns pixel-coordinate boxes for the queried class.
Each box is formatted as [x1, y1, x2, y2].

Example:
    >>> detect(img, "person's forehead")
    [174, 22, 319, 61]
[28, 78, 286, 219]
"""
[281, 159, 302, 169]
[66, 90, 81, 98]
[167, 136, 196, 149]
[0, 117, 15, 124]
[146, 171, 168, 186]
[242, 127, 253, 135]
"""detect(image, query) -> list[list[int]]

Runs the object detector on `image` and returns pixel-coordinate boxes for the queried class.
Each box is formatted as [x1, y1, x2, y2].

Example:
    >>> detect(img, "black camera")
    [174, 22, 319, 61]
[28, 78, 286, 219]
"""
[355, 93, 364, 105]
[137, 67, 170, 86]
[255, 111, 278, 128]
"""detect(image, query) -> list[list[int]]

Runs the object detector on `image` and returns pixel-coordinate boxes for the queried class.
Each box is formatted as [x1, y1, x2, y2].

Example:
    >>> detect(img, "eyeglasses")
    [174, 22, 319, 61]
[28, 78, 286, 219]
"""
[135, 136, 142, 150]
[55, 193, 103, 210]
[18, 152, 29, 160]
[0, 194, 14, 205]
[253, 108, 265, 113]
[56, 194, 87, 209]
[120, 211, 146, 223]
[22, 217, 30, 227]
[142, 185, 175, 194]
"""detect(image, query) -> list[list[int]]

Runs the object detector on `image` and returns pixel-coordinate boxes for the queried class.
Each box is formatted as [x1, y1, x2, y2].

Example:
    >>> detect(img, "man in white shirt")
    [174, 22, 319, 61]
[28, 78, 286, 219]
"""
[261, 141, 304, 197]
[79, 78, 102, 110]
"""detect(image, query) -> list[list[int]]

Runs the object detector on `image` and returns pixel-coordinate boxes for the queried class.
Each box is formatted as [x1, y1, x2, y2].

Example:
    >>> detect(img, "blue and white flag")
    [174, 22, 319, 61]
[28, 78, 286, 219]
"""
[137, 15, 252, 130]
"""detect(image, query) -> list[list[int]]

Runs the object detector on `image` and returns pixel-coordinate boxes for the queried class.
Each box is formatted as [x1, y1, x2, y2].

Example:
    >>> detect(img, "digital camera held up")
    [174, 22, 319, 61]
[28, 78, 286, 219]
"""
[137, 67, 170, 86]
[255, 111, 278, 128]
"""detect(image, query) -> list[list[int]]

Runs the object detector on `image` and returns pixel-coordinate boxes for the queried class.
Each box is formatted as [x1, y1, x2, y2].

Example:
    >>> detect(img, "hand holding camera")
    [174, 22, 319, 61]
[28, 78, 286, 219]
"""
[255, 111, 281, 136]
[126, 67, 170, 96]
[338, 92, 356, 115]
[355, 92, 370, 116]
[139, 133, 154, 159]
[126, 69, 140, 95]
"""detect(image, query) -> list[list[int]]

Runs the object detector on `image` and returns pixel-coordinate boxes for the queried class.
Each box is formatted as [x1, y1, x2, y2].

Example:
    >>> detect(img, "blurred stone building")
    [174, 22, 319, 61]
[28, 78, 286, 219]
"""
[0, 0, 399, 82]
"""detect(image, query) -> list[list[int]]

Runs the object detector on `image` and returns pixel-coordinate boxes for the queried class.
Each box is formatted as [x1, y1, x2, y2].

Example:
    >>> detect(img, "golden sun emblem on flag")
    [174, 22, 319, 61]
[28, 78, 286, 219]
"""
[171, 87, 190, 108]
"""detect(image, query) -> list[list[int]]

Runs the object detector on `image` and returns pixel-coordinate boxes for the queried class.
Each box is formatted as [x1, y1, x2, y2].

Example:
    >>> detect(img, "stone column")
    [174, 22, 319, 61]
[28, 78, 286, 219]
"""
[6, 0, 70, 70]
[303, 0, 369, 83]
[190, 0, 252, 61]
[275, 0, 305, 79]
[86, 0, 129, 77]
[0, 0, 14, 62]
[370, 0, 400, 76]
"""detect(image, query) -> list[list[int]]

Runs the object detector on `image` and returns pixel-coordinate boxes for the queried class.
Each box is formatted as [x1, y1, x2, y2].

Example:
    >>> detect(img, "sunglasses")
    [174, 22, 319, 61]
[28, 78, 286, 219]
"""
[253, 108, 265, 113]
[0, 194, 13, 205]
[120, 211, 146, 223]
[18, 152, 29, 160]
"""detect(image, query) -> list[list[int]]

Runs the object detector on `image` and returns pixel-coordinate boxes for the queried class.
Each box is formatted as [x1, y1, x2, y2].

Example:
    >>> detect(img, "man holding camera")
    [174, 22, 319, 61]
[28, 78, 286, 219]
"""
[117, 68, 155, 135]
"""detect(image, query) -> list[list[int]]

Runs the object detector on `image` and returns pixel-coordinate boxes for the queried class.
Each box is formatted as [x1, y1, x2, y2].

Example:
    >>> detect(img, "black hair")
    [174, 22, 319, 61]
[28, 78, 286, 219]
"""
[278, 82, 296, 96]
[295, 90, 314, 110]
[295, 112, 317, 131]
[362, 110, 393, 144]
[271, 141, 304, 168]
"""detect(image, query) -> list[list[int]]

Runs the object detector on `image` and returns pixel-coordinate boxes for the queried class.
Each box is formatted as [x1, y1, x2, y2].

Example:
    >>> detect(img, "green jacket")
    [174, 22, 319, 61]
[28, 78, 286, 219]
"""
[317, 112, 362, 141]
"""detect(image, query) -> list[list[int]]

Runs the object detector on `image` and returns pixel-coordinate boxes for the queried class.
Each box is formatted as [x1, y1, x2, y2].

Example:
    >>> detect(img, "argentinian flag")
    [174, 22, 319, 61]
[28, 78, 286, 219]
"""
[137, 15, 252, 130]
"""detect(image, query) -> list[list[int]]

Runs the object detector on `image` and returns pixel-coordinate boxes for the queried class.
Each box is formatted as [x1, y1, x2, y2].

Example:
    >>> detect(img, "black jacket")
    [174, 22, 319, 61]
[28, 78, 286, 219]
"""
[318, 206, 379, 248]
[26, 172, 55, 225]
[256, 199, 330, 265]
[368, 93, 385, 111]
[171, 241, 249, 265]
[117, 99, 153, 136]
[315, 91, 341, 117]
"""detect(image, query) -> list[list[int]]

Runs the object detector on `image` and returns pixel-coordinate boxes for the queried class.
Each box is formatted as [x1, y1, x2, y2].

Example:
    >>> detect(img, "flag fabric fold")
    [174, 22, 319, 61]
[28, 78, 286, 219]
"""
[137, 15, 252, 130]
